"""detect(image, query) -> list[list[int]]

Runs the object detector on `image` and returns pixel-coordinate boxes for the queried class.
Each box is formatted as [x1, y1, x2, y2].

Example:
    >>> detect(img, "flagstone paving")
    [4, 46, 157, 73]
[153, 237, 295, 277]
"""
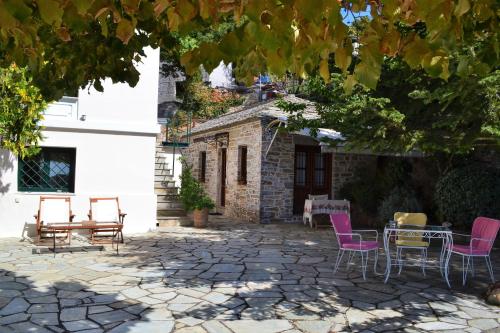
[0, 216, 499, 332]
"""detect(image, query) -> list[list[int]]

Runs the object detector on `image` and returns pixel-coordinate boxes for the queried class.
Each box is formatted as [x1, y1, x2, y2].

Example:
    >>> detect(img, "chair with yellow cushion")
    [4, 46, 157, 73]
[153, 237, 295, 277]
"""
[394, 212, 429, 275]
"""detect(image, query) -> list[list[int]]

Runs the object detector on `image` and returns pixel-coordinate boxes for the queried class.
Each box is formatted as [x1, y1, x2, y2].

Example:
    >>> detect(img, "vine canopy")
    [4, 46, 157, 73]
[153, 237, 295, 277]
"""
[0, 0, 497, 100]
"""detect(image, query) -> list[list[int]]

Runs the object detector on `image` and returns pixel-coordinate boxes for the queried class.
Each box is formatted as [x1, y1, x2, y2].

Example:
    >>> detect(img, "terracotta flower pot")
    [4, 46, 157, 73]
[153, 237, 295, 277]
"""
[193, 208, 209, 228]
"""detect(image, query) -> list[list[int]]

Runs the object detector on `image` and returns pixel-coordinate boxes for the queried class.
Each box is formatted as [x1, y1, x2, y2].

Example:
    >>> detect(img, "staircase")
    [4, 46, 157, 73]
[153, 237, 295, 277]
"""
[155, 141, 191, 227]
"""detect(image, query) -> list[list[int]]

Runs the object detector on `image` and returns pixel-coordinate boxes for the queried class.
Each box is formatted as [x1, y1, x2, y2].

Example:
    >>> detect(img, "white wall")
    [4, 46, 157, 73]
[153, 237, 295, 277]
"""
[209, 61, 234, 88]
[159, 147, 183, 187]
[0, 47, 160, 238]
[77, 48, 159, 126]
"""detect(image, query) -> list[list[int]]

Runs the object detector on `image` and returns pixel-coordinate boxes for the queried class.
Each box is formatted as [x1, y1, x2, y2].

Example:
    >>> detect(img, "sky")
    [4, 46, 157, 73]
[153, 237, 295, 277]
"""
[341, 5, 372, 25]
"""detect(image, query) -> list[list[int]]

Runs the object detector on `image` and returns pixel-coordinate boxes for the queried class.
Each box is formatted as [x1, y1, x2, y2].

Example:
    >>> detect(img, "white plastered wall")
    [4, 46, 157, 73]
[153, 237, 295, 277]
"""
[0, 47, 160, 238]
[0, 131, 156, 237]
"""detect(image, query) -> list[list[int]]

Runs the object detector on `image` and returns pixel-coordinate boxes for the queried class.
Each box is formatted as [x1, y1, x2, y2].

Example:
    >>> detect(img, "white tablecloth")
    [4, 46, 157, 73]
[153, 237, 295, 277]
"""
[303, 199, 350, 228]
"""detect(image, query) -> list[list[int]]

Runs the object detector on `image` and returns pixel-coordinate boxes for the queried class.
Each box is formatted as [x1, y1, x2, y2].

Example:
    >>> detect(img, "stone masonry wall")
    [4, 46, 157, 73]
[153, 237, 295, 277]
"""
[184, 119, 262, 222]
[260, 124, 377, 223]
[332, 153, 377, 198]
[186, 119, 377, 224]
[259, 121, 295, 223]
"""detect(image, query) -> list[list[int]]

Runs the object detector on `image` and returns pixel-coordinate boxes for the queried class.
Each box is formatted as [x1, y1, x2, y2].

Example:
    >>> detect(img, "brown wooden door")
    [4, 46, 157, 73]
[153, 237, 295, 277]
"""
[293, 145, 332, 214]
[220, 148, 227, 207]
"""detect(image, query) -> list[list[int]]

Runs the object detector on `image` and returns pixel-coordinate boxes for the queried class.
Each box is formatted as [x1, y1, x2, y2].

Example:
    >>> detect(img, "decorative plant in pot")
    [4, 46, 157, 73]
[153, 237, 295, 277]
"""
[179, 159, 215, 228]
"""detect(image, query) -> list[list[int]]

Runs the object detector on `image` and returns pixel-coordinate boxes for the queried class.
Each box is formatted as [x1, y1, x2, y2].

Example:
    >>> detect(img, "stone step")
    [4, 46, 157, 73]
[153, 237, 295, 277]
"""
[155, 169, 172, 176]
[155, 180, 177, 188]
[155, 174, 174, 182]
[155, 164, 170, 170]
[156, 153, 170, 159]
[157, 194, 181, 202]
[157, 216, 193, 228]
[155, 159, 169, 164]
[154, 187, 178, 195]
[157, 209, 187, 217]
[155, 166, 172, 173]
[156, 201, 183, 210]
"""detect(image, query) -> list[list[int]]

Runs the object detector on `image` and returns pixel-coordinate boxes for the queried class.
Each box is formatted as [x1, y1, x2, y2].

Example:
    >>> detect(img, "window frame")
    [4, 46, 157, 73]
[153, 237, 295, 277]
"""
[313, 152, 326, 187]
[199, 151, 207, 182]
[18, 147, 76, 193]
[237, 145, 248, 185]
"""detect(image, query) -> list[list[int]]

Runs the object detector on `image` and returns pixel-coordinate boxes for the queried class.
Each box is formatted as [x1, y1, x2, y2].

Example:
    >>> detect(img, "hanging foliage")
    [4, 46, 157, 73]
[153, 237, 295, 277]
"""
[282, 59, 500, 154]
[0, 1, 497, 100]
[0, 65, 46, 157]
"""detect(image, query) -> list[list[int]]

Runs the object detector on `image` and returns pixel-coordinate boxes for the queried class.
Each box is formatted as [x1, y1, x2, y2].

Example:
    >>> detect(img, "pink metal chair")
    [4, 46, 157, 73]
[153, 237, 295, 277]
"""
[330, 212, 379, 280]
[449, 217, 500, 285]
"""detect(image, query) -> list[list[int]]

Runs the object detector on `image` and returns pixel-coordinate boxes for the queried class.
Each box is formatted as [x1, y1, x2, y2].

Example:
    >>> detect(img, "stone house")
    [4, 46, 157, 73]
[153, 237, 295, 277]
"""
[184, 95, 377, 223]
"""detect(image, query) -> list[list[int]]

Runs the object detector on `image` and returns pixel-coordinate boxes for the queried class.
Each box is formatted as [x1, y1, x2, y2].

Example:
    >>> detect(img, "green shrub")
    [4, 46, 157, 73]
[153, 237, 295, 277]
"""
[435, 164, 500, 228]
[378, 187, 422, 226]
[179, 160, 215, 212]
[339, 174, 380, 216]
[338, 158, 414, 217]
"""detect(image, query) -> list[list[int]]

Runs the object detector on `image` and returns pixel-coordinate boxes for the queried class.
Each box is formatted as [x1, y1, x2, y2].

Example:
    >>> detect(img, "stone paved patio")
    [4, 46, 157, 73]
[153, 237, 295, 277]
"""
[0, 216, 499, 333]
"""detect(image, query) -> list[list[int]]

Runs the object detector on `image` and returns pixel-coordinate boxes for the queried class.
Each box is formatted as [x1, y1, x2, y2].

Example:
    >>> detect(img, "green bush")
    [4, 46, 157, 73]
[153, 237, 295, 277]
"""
[339, 173, 380, 216]
[179, 160, 215, 212]
[378, 187, 422, 227]
[338, 158, 414, 217]
[435, 164, 500, 228]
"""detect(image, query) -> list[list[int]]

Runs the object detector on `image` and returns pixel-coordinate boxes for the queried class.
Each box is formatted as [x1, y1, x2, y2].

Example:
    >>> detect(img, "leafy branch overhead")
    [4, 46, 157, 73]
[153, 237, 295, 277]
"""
[0, 65, 46, 158]
[282, 62, 500, 155]
[0, 0, 497, 100]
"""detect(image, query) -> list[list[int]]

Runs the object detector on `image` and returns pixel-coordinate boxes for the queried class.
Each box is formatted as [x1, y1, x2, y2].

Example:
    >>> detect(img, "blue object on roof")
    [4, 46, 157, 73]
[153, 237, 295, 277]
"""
[258, 74, 271, 84]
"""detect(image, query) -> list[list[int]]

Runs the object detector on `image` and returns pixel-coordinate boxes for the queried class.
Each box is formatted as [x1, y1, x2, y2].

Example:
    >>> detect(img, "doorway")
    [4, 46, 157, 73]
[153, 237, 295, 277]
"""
[219, 148, 227, 207]
[293, 145, 332, 214]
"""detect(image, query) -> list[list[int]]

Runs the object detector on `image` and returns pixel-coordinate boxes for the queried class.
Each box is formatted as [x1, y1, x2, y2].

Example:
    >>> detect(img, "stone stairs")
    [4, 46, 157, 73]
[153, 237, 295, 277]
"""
[155, 142, 192, 227]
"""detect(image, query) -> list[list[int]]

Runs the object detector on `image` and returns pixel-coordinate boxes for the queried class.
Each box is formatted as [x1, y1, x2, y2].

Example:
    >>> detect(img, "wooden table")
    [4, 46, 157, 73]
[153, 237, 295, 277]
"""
[44, 221, 123, 257]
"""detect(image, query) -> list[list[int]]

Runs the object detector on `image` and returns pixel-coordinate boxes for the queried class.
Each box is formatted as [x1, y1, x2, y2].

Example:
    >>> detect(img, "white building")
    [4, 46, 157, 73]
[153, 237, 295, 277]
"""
[0, 47, 160, 238]
[208, 61, 234, 88]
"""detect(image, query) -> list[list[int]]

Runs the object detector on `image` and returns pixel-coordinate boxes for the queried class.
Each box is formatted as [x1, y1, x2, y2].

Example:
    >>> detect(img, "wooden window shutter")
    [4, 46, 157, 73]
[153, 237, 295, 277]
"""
[199, 151, 206, 182]
[238, 146, 247, 185]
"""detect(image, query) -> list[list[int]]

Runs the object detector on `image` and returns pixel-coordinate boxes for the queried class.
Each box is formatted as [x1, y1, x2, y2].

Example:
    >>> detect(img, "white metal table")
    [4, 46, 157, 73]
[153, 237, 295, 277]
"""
[383, 224, 453, 287]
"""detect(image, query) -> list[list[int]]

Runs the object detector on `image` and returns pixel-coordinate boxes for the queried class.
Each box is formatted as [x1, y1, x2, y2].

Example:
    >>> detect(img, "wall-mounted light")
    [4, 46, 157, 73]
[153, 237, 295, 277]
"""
[80, 115, 86, 121]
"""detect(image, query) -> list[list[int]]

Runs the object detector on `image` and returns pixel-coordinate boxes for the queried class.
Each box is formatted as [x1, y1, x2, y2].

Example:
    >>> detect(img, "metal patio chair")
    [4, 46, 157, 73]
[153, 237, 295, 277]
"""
[330, 212, 379, 280]
[394, 212, 429, 275]
[449, 217, 500, 285]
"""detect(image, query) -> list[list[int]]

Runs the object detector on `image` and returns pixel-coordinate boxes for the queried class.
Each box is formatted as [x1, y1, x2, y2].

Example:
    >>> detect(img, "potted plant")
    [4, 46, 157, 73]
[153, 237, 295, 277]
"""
[179, 160, 215, 228]
[192, 194, 215, 228]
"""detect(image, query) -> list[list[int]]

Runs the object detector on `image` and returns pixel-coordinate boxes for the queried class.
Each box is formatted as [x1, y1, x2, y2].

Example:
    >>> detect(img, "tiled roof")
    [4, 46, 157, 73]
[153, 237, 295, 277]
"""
[190, 95, 318, 134]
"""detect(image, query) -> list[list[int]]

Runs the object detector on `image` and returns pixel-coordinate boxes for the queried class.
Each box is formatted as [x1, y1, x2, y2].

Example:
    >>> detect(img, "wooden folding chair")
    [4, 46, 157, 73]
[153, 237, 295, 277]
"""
[88, 197, 126, 243]
[34, 196, 75, 244]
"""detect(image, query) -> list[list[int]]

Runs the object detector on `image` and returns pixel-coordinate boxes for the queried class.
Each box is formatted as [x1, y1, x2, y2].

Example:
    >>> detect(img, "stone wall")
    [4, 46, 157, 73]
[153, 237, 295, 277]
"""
[186, 118, 377, 224]
[332, 153, 377, 198]
[259, 121, 374, 223]
[157, 63, 184, 104]
[184, 119, 262, 222]
[260, 121, 296, 223]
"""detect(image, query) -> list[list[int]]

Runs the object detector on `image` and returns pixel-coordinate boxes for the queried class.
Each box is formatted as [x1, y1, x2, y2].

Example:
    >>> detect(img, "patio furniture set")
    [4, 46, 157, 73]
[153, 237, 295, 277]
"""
[34, 196, 125, 255]
[330, 211, 500, 287]
[34, 194, 498, 288]
[302, 195, 499, 286]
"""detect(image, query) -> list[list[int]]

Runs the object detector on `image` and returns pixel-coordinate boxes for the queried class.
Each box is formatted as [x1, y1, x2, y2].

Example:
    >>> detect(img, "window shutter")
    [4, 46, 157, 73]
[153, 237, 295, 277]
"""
[238, 146, 247, 185]
[199, 151, 206, 182]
